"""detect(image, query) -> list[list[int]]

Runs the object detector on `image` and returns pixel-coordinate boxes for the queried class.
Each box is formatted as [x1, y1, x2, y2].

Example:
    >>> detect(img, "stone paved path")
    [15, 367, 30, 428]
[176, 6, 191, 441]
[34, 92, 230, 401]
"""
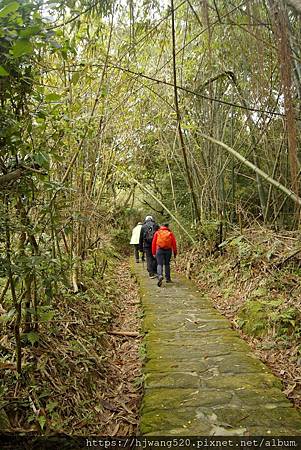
[134, 262, 301, 436]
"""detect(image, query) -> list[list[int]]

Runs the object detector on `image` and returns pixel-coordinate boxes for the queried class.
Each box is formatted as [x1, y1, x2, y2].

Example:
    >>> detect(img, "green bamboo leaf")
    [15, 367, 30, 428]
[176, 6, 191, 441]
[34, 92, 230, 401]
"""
[40, 309, 55, 321]
[12, 39, 33, 57]
[45, 93, 61, 102]
[33, 151, 49, 168]
[71, 72, 80, 85]
[0, 1, 20, 18]
[25, 331, 40, 346]
[0, 66, 9, 76]
[46, 400, 58, 413]
[38, 415, 46, 430]
[19, 25, 41, 38]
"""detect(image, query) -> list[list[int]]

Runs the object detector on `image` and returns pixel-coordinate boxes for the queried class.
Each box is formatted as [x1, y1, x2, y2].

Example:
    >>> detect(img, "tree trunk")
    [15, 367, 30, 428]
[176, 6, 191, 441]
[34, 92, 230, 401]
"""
[268, 1, 299, 206]
[170, 0, 200, 222]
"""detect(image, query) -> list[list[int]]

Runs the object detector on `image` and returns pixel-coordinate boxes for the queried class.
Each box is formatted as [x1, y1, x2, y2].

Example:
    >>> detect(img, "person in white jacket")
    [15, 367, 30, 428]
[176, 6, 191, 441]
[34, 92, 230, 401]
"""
[130, 222, 144, 263]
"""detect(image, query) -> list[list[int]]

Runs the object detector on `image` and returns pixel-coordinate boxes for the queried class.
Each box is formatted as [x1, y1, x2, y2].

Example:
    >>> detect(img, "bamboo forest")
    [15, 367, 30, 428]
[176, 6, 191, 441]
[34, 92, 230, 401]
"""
[2, 0, 301, 445]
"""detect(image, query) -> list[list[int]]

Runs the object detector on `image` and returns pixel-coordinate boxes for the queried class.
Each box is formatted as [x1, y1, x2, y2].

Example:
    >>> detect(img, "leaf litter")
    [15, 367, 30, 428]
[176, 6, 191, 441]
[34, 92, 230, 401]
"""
[0, 259, 142, 435]
[97, 260, 143, 435]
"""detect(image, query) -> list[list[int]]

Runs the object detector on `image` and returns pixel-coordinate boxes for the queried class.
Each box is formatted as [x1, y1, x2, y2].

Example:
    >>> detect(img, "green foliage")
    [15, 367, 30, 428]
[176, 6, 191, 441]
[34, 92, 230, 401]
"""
[237, 300, 276, 337]
[198, 222, 219, 241]
[237, 298, 301, 338]
[110, 228, 130, 253]
[0, 65, 9, 75]
[38, 415, 46, 430]
[138, 343, 147, 360]
[11, 38, 33, 57]
[271, 307, 301, 336]
[0, 1, 20, 18]
[24, 331, 39, 346]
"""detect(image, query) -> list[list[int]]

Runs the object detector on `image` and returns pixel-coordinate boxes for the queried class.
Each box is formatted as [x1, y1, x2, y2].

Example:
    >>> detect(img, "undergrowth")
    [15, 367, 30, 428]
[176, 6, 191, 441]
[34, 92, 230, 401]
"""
[0, 245, 123, 433]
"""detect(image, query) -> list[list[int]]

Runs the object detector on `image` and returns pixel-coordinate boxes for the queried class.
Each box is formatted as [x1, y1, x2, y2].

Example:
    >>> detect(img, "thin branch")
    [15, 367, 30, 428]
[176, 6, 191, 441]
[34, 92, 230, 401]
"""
[46, 0, 103, 30]
[0, 167, 46, 187]
[106, 63, 285, 117]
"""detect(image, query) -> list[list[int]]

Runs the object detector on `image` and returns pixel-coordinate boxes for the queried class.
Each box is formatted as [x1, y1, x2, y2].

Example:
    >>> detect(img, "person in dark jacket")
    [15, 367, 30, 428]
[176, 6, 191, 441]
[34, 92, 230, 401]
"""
[152, 223, 177, 287]
[139, 215, 158, 278]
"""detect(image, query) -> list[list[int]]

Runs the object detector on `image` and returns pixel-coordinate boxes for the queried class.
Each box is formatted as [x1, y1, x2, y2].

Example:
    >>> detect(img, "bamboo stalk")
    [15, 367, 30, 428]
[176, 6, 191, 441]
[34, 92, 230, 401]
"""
[199, 133, 301, 207]
[0, 279, 10, 305]
[5, 199, 22, 374]
[170, 0, 200, 221]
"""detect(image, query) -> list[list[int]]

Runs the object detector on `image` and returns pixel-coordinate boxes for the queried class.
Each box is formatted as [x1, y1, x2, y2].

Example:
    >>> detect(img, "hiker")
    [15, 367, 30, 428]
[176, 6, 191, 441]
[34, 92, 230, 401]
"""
[139, 215, 158, 278]
[130, 221, 144, 263]
[152, 223, 177, 287]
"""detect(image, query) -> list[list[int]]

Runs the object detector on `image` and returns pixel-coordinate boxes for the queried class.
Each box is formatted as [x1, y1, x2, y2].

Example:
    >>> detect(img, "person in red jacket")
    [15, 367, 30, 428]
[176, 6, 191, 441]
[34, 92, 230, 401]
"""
[152, 223, 177, 287]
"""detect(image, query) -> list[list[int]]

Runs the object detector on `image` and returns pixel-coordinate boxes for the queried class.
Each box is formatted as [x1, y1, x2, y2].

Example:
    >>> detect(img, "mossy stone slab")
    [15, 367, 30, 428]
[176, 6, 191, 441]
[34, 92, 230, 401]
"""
[140, 408, 211, 435]
[145, 342, 249, 360]
[145, 371, 200, 389]
[144, 355, 270, 379]
[140, 289, 201, 297]
[234, 387, 293, 406]
[194, 405, 301, 432]
[144, 334, 243, 349]
[210, 353, 270, 374]
[144, 358, 211, 373]
[142, 388, 233, 413]
[143, 316, 230, 332]
[140, 407, 247, 436]
[142, 298, 212, 309]
[144, 311, 225, 322]
[144, 371, 282, 392]
[145, 328, 239, 341]
[201, 373, 282, 390]
[142, 304, 214, 314]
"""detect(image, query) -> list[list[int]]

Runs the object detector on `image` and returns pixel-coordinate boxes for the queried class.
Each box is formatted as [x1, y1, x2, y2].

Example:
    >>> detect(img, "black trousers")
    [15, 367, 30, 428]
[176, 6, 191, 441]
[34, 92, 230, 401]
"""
[145, 246, 157, 275]
[156, 248, 172, 280]
[133, 244, 139, 262]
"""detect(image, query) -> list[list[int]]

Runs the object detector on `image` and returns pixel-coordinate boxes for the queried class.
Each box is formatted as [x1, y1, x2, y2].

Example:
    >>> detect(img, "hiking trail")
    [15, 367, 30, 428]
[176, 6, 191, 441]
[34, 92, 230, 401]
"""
[133, 262, 301, 435]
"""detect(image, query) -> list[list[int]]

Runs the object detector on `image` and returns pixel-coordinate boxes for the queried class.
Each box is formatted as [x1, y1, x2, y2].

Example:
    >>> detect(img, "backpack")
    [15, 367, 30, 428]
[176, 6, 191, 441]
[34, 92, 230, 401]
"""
[145, 222, 156, 244]
[157, 229, 173, 249]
